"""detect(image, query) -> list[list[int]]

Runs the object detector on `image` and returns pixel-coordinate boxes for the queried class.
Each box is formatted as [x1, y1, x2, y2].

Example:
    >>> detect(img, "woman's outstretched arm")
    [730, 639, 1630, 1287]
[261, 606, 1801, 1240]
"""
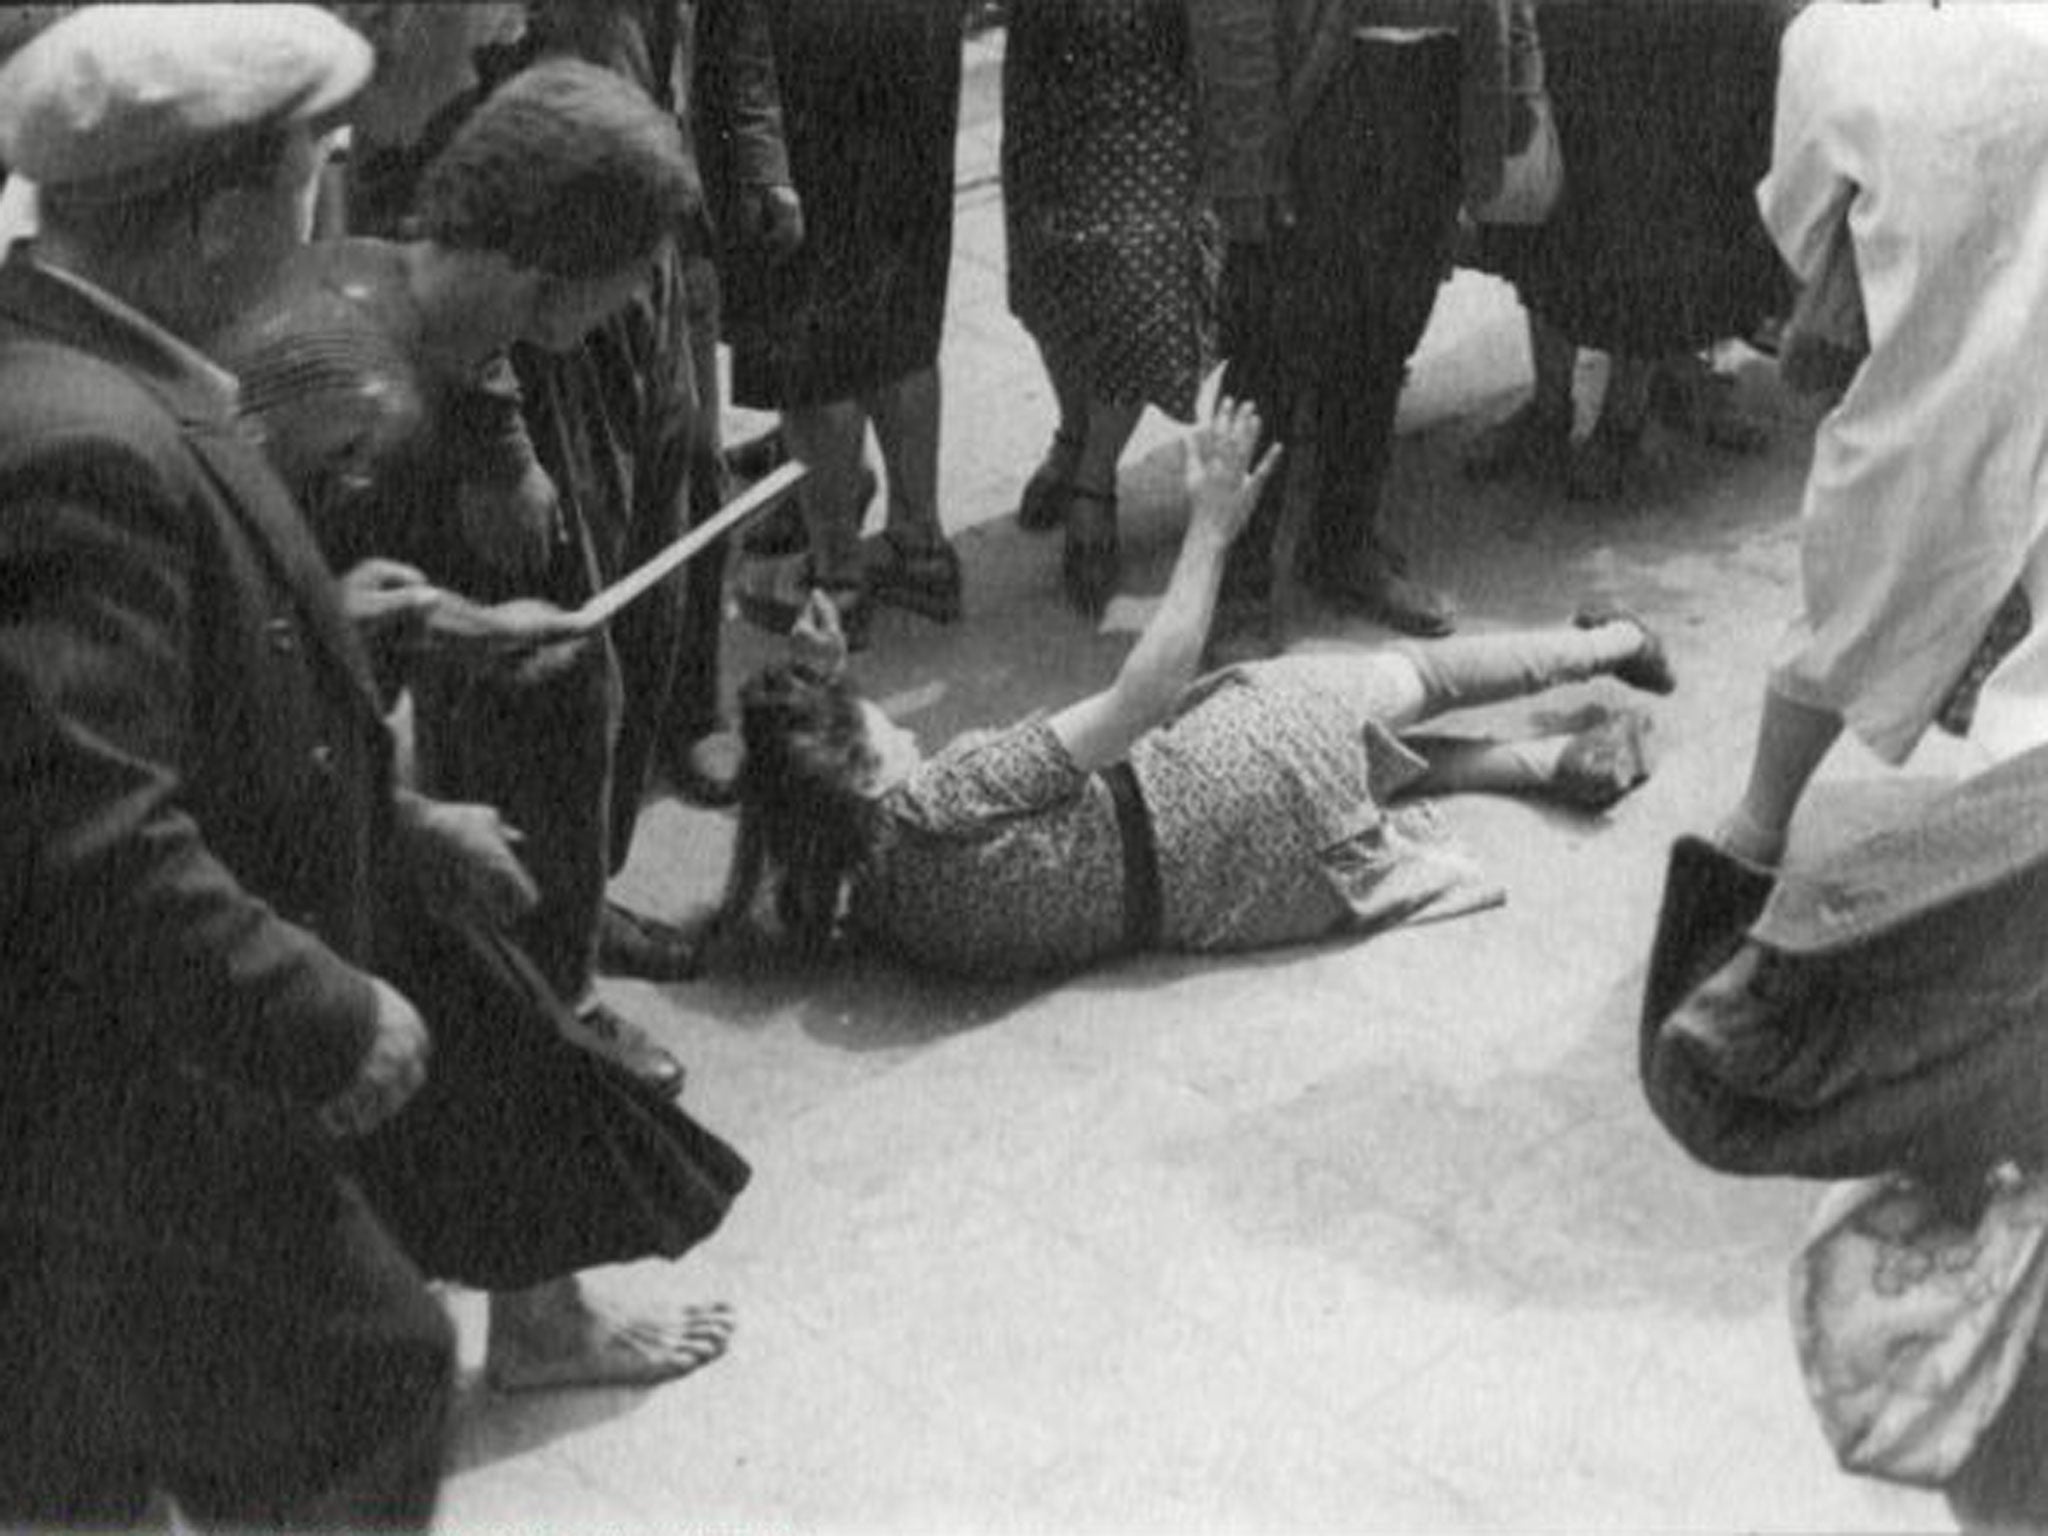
[1049, 398, 1279, 773]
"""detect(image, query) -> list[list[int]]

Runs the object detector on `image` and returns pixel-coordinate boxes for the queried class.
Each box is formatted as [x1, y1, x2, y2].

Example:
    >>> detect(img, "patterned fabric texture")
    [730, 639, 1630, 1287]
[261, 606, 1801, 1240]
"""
[1792, 1167, 2048, 1487]
[1001, 0, 1217, 418]
[849, 659, 1500, 980]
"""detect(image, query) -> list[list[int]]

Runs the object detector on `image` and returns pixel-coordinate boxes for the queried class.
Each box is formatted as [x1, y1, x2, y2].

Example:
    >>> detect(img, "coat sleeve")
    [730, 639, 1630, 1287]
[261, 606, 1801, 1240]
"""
[0, 440, 377, 1108]
[1187, 0, 1288, 204]
[697, 0, 791, 191]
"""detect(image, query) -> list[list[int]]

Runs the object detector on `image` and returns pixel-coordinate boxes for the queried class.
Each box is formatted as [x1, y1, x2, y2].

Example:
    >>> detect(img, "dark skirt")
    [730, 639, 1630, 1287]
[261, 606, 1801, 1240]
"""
[1002, 0, 1217, 419]
[354, 908, 749, 1293]
[723, 0, 962, 410]
[1470, 0, 1797, 356]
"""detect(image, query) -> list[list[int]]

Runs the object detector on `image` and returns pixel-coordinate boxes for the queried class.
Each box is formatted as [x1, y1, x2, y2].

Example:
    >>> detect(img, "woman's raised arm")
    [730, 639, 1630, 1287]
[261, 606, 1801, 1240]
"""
[1049, 397, 1279, 773]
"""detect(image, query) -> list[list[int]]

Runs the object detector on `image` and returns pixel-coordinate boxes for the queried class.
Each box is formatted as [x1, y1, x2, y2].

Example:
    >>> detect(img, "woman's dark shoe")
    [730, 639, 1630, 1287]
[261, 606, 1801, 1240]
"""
[862, 529, 963, 623]
[597, 900, 703, 983]
[565, 998, 687, 1099]
[1573, 602, 1677, 695]
[1019, 428, 1081, 533]
[1550, 708, 1654, 811]
[1061, 487, 1120, 619]
[1464, 399, 1571, 484]
[1306, 542, 1455, 637]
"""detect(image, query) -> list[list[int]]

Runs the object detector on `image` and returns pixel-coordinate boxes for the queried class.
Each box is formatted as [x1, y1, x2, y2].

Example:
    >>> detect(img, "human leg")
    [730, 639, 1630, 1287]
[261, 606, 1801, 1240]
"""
[485, 1277, 734, 1393]
[1405, 708, 1653, 809]
[1295, 35, 1462, 636]
[781, 398, 874, 645]
[1715, 683, 1845, 868]
[860, 364, 964, 623]
[1464, 309, 1575, 482]
[1061, 391, 1143, 618]
[1204, 237, 1294, 663]
[1018, 339, 1086, 532]
[0, 1171, 453, 1532]
[1568, 352, 1653, 502]
[1375, 615, 1674, 731]
[661, 254, 742, 807]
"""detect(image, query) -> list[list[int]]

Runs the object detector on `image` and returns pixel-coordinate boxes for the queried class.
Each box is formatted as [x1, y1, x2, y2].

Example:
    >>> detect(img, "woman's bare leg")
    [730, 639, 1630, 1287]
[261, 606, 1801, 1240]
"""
[781, 400, 870, 587]
[1406, 710, 1654, 809]
[1376, 618, 1666, 730]
[1715, 684, 1844, 867]
[861, 365, 944, 549]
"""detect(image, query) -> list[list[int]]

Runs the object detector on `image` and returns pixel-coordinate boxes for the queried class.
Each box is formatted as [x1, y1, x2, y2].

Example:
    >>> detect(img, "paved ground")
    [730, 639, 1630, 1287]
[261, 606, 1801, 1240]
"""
[435, 34, 1973, 1534]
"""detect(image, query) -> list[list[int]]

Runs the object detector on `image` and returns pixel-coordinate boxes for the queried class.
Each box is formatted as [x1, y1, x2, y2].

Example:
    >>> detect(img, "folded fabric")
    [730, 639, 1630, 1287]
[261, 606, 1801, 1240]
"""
[1792, 1166, 2048, 1486]
[1642, 743, 2048, 1182]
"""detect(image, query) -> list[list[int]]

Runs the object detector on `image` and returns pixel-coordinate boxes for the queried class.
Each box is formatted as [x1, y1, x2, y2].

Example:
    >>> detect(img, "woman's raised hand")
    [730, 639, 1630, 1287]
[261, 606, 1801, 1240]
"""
[1186, 395, 1282, 549]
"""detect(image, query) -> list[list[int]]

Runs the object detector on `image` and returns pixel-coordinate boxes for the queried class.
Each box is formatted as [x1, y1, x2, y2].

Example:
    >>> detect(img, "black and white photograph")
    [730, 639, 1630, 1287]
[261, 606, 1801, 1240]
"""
[0, 1, 2044, 1531]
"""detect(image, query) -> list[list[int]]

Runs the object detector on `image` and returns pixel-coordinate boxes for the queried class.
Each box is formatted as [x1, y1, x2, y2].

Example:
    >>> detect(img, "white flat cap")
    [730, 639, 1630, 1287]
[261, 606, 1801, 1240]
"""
[0, 5, 371, 198]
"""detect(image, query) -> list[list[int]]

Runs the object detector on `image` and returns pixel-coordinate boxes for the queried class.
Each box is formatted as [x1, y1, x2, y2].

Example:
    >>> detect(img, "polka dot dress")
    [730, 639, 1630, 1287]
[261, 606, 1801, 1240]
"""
[1002, 0, 1218, 420]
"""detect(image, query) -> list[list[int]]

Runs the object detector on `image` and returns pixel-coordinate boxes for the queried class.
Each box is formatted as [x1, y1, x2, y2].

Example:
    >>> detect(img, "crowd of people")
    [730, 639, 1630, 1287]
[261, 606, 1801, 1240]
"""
[1, 0, 2046, 1529]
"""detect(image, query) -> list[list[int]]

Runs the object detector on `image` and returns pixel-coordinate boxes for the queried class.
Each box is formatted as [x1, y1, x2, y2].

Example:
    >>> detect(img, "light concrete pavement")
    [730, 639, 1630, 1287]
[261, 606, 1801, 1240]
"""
[437, 31, 1971, 1534]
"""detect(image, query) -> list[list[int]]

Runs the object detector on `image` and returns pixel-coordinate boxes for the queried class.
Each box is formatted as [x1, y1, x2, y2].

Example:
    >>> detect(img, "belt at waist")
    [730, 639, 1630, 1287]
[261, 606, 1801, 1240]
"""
[1102, 760, 1162, 952]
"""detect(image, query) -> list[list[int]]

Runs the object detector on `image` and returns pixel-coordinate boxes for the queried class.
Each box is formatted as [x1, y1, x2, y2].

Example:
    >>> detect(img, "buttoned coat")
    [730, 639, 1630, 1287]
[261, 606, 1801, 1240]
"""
[1189, 0, 1542, 213]
[0, 251, 389, 1197]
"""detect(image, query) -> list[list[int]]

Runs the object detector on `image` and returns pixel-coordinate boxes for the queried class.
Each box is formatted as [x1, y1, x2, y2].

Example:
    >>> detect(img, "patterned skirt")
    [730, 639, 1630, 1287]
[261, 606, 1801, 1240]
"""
[1001, 0, 1217, 419]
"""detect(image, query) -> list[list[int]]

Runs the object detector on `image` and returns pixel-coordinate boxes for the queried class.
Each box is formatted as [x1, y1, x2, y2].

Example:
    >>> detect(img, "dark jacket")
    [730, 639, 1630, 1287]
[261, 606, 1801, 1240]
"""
[1189, 0, 1543, 211]
[1642, 747, 2048, 1184]
[0, 250, 389, 1161]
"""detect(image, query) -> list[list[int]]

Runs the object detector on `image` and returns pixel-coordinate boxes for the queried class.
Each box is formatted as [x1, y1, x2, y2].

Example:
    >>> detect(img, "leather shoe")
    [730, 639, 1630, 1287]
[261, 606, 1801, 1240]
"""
[1308, 552, 1456, 637]
[1550, 707, 1653, 811]
[1572, 602, 1676, 695]
[566, 1001, 685, 1099]
[597, 900, 702, 982]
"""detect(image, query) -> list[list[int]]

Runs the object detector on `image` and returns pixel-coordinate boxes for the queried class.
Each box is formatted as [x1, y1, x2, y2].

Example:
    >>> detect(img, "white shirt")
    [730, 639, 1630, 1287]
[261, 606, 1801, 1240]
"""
[1762, 3, 2048, 763]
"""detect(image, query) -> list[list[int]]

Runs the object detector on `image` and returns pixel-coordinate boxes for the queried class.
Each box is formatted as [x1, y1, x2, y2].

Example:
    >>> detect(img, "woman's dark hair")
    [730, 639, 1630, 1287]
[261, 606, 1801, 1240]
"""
[718, 664, 882, 956]
[412, 56, 692, 280]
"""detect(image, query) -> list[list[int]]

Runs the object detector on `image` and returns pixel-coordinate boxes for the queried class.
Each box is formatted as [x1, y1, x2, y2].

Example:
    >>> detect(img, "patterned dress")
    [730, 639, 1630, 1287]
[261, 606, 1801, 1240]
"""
[849, 659, 1500, 979]
[1002, 0, 1218, 418]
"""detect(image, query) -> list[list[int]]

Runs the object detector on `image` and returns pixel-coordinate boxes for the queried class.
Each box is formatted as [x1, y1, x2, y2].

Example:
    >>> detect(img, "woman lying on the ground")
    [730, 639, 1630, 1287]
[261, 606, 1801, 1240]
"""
[709, 398, 1677, 981]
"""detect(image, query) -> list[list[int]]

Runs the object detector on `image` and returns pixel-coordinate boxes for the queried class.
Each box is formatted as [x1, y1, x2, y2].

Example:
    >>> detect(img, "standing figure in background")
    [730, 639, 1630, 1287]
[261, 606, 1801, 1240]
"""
[1191, 0, 1546, 663]
[1003, 0, 1219, 618]
[665, 0, 802, 804]
[723, 0, 964, 651]
[1465, 0, 1796, 502]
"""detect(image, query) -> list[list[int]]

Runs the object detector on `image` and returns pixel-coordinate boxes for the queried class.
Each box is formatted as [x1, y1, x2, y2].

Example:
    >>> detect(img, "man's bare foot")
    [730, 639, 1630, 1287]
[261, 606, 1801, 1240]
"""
[484, 1277, 734, 1393]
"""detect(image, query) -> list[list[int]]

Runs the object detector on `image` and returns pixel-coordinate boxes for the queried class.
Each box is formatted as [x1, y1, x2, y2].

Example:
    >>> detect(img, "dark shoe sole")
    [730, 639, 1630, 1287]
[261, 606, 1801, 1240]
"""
[1573, 602, 1677, 695]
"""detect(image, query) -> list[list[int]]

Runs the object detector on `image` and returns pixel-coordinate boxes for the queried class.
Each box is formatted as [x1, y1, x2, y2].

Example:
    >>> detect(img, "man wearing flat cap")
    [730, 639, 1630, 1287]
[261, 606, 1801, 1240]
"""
[0, 7, 454, 1526]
